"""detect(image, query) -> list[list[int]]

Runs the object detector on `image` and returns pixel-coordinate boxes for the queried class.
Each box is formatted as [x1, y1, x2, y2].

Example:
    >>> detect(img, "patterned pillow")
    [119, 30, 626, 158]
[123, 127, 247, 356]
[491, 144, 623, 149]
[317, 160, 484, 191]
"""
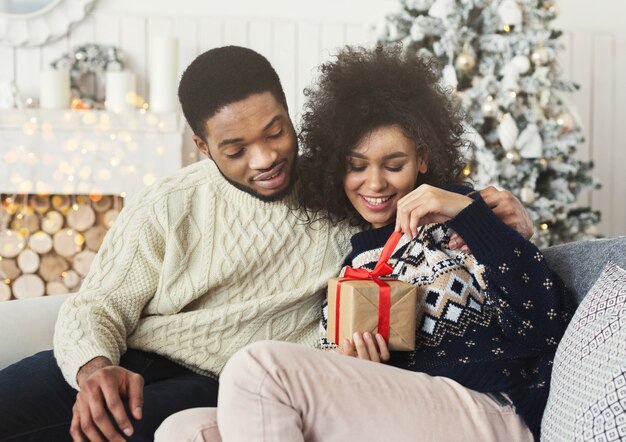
[541, 262, 626, 441]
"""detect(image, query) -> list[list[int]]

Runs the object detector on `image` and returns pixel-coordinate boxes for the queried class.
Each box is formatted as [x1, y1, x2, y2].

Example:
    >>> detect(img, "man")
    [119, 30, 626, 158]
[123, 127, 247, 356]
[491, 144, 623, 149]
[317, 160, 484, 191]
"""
[0, 46, 532, 442]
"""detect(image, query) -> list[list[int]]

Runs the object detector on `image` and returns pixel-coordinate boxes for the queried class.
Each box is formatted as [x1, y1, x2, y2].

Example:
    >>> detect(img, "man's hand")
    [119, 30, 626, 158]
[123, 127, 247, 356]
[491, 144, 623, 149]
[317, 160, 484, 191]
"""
[71, 357, 144, 442]
[448, 186, 534, 253]
[336, 332, 390, 363]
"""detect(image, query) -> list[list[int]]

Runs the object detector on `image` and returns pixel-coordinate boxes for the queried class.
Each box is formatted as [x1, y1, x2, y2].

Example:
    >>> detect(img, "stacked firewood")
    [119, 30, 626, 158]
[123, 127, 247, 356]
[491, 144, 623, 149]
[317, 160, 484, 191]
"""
[0, 194, 123, 301]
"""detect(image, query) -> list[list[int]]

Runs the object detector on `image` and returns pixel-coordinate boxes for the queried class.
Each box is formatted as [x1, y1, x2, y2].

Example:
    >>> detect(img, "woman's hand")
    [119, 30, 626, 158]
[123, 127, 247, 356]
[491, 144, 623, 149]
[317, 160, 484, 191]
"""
[336, 332, 390, 363]
[395, 184, 473, 238]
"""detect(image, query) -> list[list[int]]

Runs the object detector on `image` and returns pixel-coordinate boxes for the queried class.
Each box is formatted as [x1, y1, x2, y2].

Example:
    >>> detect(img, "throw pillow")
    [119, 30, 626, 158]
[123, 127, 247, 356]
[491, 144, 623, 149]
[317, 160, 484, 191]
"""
[541, 262, 626, 442]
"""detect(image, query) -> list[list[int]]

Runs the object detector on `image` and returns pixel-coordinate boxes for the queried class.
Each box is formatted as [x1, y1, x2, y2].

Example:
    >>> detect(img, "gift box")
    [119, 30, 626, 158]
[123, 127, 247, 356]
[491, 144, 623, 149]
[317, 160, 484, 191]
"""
[327, 277, 417, 351]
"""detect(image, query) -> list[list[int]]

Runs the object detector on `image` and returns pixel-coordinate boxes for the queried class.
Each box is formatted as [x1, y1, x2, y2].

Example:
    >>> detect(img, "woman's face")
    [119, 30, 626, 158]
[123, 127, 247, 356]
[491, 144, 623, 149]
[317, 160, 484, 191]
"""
[344, 125, 428, 228]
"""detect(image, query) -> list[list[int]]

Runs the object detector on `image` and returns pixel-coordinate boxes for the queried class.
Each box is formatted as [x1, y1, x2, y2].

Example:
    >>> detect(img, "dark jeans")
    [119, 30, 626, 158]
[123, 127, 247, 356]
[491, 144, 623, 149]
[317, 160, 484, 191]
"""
[0, 349, 219, 442]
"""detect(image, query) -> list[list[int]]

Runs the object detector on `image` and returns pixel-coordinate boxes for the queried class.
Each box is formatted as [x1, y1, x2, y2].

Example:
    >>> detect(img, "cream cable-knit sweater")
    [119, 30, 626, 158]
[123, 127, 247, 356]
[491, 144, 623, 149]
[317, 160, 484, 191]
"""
[54, 160, 354, 389]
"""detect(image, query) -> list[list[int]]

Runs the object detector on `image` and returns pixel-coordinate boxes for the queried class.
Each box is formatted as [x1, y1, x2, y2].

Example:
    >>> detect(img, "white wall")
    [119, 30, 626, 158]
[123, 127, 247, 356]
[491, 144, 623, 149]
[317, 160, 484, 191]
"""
[0, 0, 624, 238]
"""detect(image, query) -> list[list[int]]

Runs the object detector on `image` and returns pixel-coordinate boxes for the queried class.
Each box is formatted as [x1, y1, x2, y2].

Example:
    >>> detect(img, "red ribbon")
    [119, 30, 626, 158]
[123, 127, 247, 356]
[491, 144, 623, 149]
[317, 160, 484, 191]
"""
[334, 231, 403, 345]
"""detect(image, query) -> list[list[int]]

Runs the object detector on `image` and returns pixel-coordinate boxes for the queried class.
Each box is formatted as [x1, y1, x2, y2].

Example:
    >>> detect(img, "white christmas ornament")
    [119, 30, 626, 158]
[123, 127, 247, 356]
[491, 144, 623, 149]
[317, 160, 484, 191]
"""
[510, 55, 531, 73]
[516, 124, 543, 158]
[410, 21, 426, 41]
[441, 64, 458, 89]
[520, 187, 535, 204]
[498, 0, 523, 29]
[498, 113, 519, 151]
[429, 0, 455, 20]
[501, 55, 530, 91]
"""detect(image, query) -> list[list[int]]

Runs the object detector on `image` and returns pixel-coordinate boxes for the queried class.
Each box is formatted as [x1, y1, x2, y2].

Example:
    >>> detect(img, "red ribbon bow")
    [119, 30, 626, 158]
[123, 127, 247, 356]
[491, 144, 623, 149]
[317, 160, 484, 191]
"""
[335, 231, 403, 345]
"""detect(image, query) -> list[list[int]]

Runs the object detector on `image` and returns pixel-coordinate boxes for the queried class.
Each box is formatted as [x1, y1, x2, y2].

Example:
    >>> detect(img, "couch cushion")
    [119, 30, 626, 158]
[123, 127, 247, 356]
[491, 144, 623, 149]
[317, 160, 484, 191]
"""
[543, 237, 626, 304]
[541, 262, 626, 441]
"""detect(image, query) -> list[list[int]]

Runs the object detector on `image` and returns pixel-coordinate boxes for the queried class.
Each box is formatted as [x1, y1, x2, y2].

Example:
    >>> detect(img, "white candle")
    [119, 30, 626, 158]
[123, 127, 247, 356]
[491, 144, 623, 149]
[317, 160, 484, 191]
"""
[105, 70, 136, 112]
[40, 69, 70, 109]
[149, 36, 179, 113]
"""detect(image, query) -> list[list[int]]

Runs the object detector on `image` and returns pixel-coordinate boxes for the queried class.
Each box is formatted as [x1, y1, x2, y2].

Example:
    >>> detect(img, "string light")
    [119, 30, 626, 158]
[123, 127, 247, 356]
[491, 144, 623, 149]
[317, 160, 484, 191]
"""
[540, 223, 549, 230]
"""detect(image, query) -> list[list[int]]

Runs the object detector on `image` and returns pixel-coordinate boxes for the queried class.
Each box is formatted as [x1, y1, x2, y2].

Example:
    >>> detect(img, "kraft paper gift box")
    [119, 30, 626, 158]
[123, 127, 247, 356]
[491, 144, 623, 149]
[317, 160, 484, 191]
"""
[326, 277, 417, 351]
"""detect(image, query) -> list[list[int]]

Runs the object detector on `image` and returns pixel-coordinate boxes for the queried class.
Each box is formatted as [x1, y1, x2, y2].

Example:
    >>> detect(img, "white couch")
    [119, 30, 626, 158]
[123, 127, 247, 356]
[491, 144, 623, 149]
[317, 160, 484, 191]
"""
[0, 293, 70, 369]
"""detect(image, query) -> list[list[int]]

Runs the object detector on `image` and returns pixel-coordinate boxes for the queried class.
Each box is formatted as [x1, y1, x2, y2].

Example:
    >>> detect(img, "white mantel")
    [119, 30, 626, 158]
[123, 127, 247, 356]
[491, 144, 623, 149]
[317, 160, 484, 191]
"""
[0, 109, 184, 198]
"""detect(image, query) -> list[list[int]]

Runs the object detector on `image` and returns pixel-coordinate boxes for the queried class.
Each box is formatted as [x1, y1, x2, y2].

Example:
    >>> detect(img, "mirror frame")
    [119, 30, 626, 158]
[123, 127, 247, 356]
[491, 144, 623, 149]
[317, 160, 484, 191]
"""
[0, 0, 96, 48]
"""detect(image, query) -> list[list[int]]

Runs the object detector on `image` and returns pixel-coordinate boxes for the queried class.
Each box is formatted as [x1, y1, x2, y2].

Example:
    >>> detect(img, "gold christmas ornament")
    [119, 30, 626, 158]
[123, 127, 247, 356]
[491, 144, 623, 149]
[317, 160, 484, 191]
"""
[505, 150, 522, 163]
[481, 97, 499, 118]
[455, 52, 476, 74]
[531, 47, 550, 66]
[556, 112, 576, 133]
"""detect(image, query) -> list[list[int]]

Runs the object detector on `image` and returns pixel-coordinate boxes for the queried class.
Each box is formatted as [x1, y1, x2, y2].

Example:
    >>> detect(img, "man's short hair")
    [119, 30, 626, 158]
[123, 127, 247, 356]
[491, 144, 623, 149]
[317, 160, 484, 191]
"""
[178, 46, 288, 141]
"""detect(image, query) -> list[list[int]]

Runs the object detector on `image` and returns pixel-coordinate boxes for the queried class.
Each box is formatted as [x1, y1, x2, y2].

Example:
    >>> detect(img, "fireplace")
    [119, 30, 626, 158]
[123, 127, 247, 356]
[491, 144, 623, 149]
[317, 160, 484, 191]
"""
[0, 109, 184, 301]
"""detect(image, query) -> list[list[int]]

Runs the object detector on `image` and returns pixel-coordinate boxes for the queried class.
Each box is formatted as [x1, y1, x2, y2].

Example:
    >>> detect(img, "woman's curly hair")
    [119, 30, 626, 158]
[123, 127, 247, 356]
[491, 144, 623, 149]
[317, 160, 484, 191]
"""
[296, 45, 468, 227]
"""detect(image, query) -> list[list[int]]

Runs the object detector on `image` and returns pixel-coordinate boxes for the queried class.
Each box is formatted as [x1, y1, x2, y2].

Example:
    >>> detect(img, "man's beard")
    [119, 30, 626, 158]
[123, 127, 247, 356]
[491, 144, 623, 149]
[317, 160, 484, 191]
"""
[216, 157, 298, 203]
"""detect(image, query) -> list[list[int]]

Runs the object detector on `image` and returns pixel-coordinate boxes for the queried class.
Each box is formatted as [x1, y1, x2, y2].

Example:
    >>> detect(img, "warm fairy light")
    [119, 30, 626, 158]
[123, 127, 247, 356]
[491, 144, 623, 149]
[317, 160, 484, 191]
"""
[89, 194, 103, 202]
[61, 271, 67, 278]
[143, 174, 156, 186]
[72, 204, 79, 211]
[540, 223, 549, 230]
[510, 91, 517, 98]
[539, 158, 547, 166]
[463, 166, 471, 176]
[75, 234, 85, 246]
[67, 229, 74, 236]
[120, 192, 127, 198]
[82, 112, 97, 125]
[503, 25, 511, 33]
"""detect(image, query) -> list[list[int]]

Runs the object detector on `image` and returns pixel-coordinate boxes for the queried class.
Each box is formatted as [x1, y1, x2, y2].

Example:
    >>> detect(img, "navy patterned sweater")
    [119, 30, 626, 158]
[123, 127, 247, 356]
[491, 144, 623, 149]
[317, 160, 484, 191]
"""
[321, 186, 576, 440]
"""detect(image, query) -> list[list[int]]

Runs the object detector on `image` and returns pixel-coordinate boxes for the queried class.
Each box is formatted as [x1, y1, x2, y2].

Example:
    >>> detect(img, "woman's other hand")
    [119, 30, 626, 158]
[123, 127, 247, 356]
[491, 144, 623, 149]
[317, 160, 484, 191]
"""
[395, 184, 473, 238]
[336, 332, 390, 363]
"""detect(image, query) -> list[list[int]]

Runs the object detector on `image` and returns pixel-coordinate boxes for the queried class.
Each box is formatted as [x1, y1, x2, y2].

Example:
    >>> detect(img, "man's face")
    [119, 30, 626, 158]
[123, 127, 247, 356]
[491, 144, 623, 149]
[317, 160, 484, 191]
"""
[193, 92, 297, 201]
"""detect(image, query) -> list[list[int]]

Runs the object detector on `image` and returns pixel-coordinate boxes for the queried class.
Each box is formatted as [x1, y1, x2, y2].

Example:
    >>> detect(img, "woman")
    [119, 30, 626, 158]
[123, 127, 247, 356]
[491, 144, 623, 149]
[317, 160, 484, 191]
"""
[211, 46, 575, 442]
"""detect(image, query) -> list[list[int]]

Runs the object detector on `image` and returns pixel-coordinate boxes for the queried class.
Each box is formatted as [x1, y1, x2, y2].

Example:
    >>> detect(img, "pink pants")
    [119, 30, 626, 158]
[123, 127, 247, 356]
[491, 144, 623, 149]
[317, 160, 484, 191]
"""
[155, 341, 533, 441]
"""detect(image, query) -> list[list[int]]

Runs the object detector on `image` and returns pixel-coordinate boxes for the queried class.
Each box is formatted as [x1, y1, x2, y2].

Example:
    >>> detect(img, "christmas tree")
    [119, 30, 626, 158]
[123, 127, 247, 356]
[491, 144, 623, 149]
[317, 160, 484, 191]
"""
[375, 0, 600, 247]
